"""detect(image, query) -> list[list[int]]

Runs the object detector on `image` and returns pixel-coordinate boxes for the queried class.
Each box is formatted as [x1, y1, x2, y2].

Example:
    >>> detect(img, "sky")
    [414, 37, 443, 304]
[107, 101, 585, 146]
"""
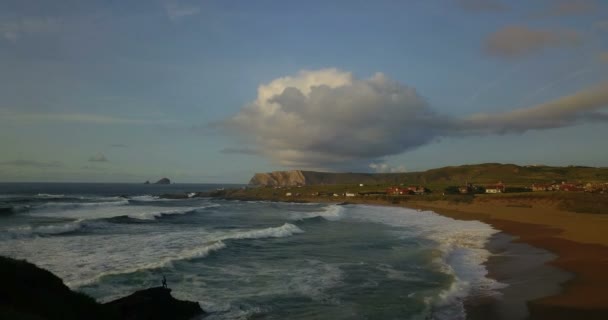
[0, 0, 607, 183]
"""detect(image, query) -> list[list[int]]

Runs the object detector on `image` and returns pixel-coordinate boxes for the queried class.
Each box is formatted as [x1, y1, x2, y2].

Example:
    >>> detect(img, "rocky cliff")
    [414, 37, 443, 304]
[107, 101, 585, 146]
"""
[248, 164, 608, 186]
[248, 170, 403, 186]
[249, 170, 307, 186]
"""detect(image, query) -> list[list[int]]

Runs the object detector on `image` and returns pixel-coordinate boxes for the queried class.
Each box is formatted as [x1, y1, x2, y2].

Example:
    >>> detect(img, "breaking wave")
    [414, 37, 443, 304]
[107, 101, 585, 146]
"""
[70, 223, 304, 288]
[290, 204, 345, 221]
[4, 219, 105, 238]
[347, 205, 505, 320]
[32, 199, 129, 211]
[69, 241, 228, 288]
[220, 223, 303, 240]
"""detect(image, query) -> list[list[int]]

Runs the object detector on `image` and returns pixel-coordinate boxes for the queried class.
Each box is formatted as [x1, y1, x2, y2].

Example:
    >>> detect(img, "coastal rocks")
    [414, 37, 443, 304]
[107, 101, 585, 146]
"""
[249, 170, 307, 186]
[144, 178, 170, 185]
[105, 287, 204, 320]
[0, 256, 115, 320]
[154, 178, 171, 184]
[0, 256, 205, 320]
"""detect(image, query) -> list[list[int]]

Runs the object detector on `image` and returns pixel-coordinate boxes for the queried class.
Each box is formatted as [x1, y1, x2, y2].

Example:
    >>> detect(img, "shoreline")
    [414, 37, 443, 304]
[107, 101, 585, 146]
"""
[408, 200, 608, 320]
[215, 193, 608, 319]
[464, 231, 570, 320]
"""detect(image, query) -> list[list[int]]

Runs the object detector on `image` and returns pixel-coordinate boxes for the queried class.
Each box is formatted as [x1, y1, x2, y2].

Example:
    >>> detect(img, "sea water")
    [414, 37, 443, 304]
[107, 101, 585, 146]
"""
[0, 183, 505, 319]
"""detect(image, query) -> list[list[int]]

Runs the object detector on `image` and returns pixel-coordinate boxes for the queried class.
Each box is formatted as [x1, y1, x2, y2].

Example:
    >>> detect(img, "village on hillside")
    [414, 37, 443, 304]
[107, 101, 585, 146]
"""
[275, 180, 608, 198]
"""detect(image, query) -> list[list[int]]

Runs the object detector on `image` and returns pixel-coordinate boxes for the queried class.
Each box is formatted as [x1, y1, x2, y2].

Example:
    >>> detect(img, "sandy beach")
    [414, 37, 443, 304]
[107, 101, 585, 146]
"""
[405, 197, 608, 320]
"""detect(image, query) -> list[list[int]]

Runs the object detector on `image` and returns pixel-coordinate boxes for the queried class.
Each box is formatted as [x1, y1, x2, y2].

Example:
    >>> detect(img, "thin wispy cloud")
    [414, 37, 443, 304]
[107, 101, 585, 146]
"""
[164, 0, 201, 21]
[222, 69, 608, 170]
[546, 0, 597, 16]
[81, 165, 106, 171]
[0, 160, 63, 168]
[88, 153, 109, 162]
[456, 0, 508, 12]
[369, 162, 407, 173]
[0, 110, 176, 126]
[595, 20, 608, 32]
[461, 81, 608, 134]
[517, 66, 592, 106]
[484, 26, 582, 58]
[220, 147, 259, 155]
[0, 17, 59, 41]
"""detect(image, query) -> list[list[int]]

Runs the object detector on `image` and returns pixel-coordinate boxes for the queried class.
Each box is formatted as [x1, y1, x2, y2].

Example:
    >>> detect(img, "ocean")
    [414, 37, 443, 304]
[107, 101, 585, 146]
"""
[0, 183, 506, 320]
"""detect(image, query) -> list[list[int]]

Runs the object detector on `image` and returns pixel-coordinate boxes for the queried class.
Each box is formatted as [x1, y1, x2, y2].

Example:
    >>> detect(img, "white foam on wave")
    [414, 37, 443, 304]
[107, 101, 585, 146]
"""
[178, 259, 341, 319]
[129, 195, 160, 201]
[347, 205, 505, 320]
[28, 202, 216, 221]
[126, 203, 221, 220]
[36, 193, 65, 198]
[5, 219, 90, 237]
[67, 223, 303, 287]
[222, 223, 303, 240]
[33, 199, 129, 211]
[129, 207, 199, 220]
[68, 241, 227, 288]
[34, 222, 304, 288]
[289, 204, 345, 221]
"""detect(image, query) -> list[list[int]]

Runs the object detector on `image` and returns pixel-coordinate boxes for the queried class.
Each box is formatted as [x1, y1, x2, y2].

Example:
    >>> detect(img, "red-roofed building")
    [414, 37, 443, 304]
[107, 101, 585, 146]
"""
[485, 182, 505, 193]
[532, 183, 554, 192]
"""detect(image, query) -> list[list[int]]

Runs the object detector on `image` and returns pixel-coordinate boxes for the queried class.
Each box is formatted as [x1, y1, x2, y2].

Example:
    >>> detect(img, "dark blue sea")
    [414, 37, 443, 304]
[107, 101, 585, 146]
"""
[0, 183, 505, 319]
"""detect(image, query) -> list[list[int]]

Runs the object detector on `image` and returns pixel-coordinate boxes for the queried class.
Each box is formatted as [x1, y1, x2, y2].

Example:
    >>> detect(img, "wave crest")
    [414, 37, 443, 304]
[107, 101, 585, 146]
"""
[222, 223, 303, 240]
[4, 219, 101, 238]
[290, 205, 345, 221]
[69, 241, 227, 288]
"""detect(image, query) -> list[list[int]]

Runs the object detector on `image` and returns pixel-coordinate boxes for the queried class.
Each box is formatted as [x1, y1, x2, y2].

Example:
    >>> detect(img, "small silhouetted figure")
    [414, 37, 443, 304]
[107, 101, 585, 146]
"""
[162, 275, 167, 288]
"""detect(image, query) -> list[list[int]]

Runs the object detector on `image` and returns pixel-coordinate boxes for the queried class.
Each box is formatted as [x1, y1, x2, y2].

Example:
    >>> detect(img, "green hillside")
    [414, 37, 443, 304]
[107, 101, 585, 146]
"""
[251, 164, 608, 187]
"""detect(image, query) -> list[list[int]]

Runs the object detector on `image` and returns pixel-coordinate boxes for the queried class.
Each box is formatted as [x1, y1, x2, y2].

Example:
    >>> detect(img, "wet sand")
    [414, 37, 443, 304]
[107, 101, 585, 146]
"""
[464, 232, 571, 320]
[407, 198, 608, 320]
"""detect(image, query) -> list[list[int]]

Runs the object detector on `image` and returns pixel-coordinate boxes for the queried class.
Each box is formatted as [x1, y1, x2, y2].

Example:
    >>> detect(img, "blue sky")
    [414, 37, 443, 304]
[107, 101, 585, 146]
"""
[1, 0, 607, 183]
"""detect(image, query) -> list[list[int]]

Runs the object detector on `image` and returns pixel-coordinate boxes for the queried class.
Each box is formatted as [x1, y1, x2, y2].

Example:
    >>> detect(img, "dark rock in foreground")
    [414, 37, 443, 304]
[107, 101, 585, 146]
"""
[155, 178, 171, 184]
[0, 256, 114, 320]
[105, 287, 204, 320]
[0, 256, 205, 320]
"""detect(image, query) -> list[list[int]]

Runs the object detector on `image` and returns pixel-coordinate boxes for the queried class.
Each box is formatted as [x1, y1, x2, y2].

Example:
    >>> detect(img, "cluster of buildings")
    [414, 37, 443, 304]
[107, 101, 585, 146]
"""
[385, 186, 428, 195]
[458, 182, 506, 194]
[280, 180, 608, 198]
[532, 182, 608, 193]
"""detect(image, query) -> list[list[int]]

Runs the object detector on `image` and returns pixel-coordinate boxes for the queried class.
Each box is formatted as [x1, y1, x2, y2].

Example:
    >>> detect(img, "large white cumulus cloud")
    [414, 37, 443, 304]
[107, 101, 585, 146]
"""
[224, 69, 608, 170]
[224, 69, 449, 169]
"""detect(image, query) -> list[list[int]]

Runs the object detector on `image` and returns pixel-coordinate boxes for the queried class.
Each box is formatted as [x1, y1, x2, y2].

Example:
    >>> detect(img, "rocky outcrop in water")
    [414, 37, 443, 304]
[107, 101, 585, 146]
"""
[0, 256, 205, 320]
[154, 178, 171, 185]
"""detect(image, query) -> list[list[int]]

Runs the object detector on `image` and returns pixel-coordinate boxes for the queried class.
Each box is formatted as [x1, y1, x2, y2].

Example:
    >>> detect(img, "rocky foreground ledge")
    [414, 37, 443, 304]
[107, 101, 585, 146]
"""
[0, 256, 205, 320]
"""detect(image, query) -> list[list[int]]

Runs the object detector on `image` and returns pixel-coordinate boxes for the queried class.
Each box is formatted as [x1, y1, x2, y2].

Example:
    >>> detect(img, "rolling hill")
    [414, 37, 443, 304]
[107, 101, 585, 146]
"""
[249, 163, 608, 187]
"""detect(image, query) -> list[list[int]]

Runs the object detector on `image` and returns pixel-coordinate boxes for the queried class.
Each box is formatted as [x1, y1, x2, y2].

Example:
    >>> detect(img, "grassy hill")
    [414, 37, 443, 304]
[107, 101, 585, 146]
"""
[250, 163, 608, 188]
